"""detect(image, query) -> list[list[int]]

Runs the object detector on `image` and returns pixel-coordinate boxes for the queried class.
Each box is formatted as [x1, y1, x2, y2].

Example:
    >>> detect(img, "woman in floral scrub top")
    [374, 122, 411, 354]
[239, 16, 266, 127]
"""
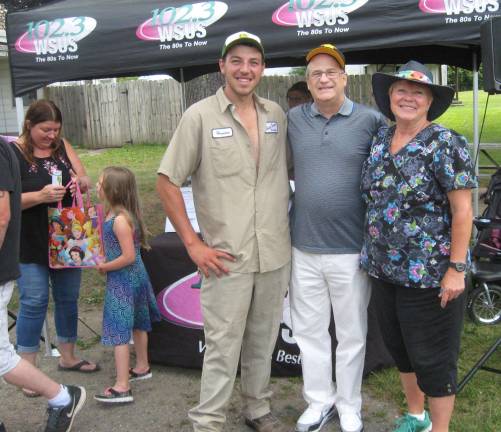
[361, 61, 476, 432]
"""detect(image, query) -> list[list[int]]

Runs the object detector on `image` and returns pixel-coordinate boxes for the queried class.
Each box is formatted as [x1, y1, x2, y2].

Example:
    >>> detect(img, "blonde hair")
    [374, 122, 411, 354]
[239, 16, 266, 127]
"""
[100, 166, 149, 248]
[87, 235, 101, 251]
[70, 220, 83, 238]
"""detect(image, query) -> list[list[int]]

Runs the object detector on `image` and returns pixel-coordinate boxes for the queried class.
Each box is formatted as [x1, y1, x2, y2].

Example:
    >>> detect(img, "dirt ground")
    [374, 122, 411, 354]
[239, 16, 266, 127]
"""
[1, 304, 400, 432]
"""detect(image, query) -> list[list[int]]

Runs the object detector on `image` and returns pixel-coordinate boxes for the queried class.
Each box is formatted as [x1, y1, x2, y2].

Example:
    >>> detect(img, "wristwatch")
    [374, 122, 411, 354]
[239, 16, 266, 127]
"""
[449, 262, 467, 272]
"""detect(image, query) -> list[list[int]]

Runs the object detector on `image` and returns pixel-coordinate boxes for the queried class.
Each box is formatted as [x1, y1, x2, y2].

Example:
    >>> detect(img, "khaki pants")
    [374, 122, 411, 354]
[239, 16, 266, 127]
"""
[189, 263, 290, 432]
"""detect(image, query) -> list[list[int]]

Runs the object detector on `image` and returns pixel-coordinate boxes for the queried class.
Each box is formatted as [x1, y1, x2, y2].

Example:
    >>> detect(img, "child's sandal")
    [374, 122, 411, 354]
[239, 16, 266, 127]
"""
[129, 367, 152, 382]
[94, 387, 133, 404]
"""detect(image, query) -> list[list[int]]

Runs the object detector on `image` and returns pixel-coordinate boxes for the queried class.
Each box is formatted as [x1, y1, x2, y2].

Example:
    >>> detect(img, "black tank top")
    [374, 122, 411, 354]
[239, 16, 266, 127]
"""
[12, 141, 74, 265]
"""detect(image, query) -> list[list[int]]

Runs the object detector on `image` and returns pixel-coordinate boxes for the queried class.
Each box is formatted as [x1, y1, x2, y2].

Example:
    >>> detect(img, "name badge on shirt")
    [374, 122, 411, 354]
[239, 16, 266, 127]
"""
[265, 121, 279, 134]
[212, 127, 233, 138]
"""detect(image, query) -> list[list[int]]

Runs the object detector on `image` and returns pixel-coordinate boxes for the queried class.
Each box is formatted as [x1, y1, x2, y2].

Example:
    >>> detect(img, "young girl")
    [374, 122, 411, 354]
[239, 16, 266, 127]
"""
[94, 166, 160, 404]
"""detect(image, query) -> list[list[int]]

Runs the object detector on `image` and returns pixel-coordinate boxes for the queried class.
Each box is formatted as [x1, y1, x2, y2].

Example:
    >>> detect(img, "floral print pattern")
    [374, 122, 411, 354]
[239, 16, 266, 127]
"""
[395, 69, 432, 84]
[361, 123, 477, 288]
[28, 154, 70, 175]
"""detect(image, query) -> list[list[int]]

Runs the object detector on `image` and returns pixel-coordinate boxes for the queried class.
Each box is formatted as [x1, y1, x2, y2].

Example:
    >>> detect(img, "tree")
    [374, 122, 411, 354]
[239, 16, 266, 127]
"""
[447, 65, 484, 92]
[289, 66, 306, 77]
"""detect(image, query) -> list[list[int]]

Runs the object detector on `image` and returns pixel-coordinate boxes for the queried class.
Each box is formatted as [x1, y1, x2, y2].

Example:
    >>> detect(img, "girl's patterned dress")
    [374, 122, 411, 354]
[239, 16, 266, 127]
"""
[102, 216, 161, 345]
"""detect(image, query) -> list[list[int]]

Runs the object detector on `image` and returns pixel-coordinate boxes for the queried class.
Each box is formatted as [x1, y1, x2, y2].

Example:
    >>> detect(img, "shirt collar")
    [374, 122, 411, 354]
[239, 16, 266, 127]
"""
[216, 86, 270, 114]
[309, 96, 354, 118]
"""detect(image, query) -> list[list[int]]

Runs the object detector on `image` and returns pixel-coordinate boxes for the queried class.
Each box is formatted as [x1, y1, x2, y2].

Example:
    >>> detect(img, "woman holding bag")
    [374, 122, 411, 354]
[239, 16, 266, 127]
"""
[12, 100, 99, 390]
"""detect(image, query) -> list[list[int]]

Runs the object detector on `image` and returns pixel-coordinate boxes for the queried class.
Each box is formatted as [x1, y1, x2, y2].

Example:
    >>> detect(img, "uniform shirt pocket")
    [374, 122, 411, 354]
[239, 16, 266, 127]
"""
[209, 139, 242, 177]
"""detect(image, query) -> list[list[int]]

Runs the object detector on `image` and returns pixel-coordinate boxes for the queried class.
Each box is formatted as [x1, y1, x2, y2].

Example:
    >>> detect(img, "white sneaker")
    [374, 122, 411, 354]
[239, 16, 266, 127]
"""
[295, 405, 336, 432]
[339, 412, 363, 432]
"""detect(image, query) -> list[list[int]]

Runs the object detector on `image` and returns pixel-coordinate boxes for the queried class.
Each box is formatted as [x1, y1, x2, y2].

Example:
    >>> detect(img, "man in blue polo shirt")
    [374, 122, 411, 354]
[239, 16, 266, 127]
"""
[287, 44, 385, 432]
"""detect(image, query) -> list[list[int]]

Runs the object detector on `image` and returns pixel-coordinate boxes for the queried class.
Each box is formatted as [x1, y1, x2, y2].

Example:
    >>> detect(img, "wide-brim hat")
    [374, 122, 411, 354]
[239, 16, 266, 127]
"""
[221, 31, 264, 58]
[372, 60, 455, 121]
[306, 43, 345, 69]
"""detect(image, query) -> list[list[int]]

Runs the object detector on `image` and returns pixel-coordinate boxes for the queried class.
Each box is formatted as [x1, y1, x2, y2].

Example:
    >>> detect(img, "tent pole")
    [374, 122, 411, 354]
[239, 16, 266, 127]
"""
[472, 52, 479, 217]
[180, 68, 187, 113]
[15, 97, 24, 134]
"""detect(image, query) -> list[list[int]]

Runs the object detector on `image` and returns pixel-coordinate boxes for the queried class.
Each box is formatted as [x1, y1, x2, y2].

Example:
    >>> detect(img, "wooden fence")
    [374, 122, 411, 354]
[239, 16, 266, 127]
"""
[45, 74, 375, 149]
[46, 80, 183, 149]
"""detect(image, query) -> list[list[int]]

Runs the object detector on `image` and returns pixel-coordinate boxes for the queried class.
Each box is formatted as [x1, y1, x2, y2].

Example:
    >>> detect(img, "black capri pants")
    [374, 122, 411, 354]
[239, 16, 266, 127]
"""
[371, 277, 465, 397]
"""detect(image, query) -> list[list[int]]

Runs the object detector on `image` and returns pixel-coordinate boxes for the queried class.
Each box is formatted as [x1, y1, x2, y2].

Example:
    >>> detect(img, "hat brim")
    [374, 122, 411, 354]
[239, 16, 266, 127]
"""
[372, 73, 455, 121]
[306, 47, 345, 69]
[222, 38, 264, 58]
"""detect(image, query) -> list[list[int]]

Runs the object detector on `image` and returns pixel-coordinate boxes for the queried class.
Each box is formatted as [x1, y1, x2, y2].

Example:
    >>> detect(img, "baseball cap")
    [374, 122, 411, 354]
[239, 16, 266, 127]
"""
[221, 31, 264, 58]
[306, 44, 345, 69]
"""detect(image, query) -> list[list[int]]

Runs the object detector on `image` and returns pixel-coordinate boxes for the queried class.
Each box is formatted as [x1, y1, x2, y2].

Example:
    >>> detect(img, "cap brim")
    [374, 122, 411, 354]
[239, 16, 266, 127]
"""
[306, 47, 345, 68]
[222, 39, 264, 58]
[372, 73, 455, 121]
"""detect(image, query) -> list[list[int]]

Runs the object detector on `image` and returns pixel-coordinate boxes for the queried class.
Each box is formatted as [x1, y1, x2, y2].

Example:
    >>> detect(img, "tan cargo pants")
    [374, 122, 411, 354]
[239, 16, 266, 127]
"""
[188, 262, 290, 432]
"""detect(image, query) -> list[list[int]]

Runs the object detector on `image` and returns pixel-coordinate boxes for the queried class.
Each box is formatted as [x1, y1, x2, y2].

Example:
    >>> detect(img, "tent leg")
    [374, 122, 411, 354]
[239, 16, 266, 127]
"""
[15, 97, 24, 134]
[473, 52, 479, 217]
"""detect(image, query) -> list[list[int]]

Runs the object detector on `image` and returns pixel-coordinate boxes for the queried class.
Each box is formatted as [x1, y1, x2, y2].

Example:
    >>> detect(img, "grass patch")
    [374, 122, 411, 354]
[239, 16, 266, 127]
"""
[78, 143, 167, 238]
[79, 265, 106, 304]
[437, 91, 501, 186]
[81, 287, 105, 305]
[365, 322, 500, 431]
[76, 335, 101, 350]
[77, 144, 167, 300]
[437, 91, 501, 143]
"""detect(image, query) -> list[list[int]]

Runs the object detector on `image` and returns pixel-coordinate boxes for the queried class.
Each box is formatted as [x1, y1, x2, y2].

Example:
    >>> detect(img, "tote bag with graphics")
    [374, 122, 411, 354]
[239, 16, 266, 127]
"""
[48, 183, 105, 269]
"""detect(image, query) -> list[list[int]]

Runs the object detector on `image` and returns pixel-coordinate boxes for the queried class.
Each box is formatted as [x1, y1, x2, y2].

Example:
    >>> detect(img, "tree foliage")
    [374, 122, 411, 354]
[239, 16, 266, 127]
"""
[289, 66, 306, 77]
[448, 65, 485, 92]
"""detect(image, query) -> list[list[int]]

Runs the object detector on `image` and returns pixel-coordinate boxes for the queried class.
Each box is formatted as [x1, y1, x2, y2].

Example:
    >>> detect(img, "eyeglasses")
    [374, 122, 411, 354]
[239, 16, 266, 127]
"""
[309, 70, 345, 80]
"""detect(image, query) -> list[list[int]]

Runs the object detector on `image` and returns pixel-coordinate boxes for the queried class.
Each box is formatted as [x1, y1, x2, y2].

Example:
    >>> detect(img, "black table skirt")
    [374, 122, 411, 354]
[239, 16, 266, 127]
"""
[142, 233, 393, 377]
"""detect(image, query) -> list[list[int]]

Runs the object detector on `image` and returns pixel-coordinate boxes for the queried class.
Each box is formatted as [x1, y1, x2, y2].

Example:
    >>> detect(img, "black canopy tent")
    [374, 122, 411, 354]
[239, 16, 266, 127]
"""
[5, 0, 498, 96]
[6, 0, 498, 213]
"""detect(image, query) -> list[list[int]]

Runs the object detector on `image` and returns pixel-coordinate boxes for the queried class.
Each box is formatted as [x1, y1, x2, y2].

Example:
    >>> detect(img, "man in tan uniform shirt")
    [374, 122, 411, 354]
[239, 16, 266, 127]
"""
[157, 32, 291, 432]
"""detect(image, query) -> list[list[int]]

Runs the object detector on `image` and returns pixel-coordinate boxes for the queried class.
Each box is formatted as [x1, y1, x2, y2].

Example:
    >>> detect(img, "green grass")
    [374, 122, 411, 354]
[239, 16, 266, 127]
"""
[365, 322, 500, 431]
[77, 144, 166, 302]
[78, 144, 167, 238]
[437, 91, 501, 143]
[76, 335, 101, 350]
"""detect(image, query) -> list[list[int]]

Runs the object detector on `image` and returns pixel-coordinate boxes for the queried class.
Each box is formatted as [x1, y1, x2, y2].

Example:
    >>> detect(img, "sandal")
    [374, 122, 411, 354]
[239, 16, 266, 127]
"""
[129, 367, 152, 382]
[58, 359, 100, 373]
[22, 387, 41, 398]
[94, 387, 133, 404]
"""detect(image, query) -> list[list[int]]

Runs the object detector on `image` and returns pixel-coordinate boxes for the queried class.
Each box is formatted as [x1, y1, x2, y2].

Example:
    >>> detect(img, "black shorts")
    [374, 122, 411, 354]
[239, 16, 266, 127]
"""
[371, 277, 465, 397]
